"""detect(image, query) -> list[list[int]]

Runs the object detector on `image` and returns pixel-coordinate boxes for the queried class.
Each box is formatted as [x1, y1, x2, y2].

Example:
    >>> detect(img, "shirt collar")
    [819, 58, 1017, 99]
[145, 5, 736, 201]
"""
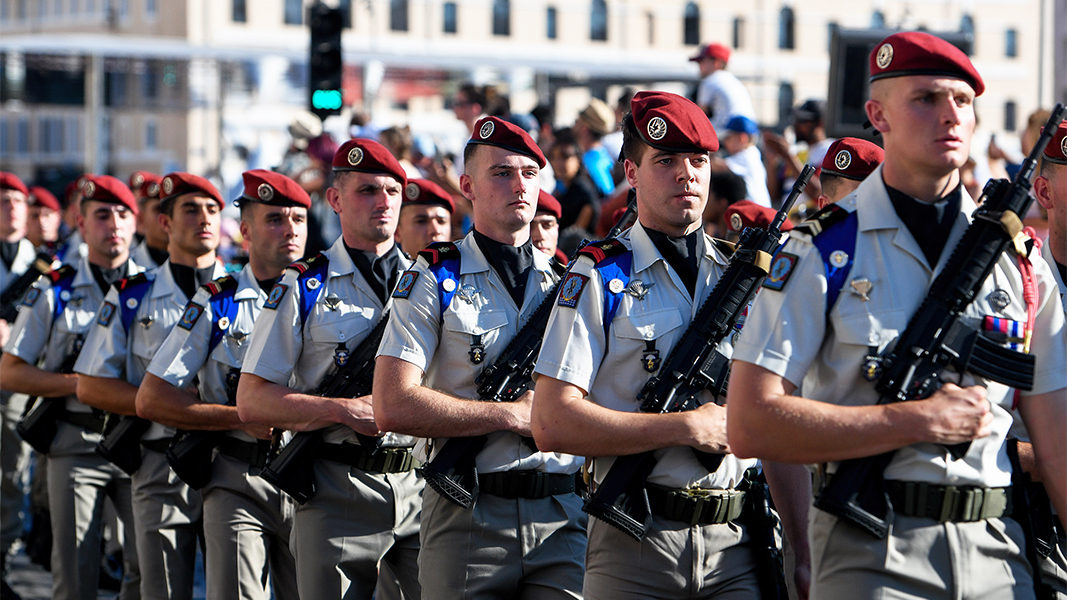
[150, 258, 225, 301]
[234, 263, 263, 301]
[629, 219, 727, 274]
[455, 230, 555, 278]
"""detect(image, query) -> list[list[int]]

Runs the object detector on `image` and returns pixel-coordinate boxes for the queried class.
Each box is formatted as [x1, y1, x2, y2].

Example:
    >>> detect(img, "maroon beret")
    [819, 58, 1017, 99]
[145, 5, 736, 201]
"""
[629, 91, 719, 155]
[0, 172, 29, 196]
[128, 171, 162, 195]
[821, 137, 885, 181]
[689, 42, 730, 64]
[28, 186, 61, 212]
[403, 178, 454, 213]
[159, 172, 224, 208]
[467, 116, 547, 169]
[82, 175, 139, 215]
[234, 169, 311, 209]
[869, 31, 985, 96]
[332, 138, 407, 185]
[536, 190, 562, 219]
[726, 200, 792, 234]
[1042, 121, 1067, 166]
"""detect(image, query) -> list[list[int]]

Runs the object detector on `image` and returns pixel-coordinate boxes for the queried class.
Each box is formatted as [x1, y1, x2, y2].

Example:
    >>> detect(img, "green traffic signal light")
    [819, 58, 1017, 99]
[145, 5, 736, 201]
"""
[312, 89, 343, 111]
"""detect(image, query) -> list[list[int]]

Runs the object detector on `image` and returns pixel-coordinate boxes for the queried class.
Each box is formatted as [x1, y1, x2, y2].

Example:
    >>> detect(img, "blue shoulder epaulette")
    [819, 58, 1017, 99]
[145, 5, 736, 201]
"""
[47, 265, 78, 322]
[204, 275, 240, 352]
[288, 254, 329, 325]
[577, 239, 632, 333]
[417, 242, 461, 317]
[799, 205, 859, 315]
[115, 272, 154, 332]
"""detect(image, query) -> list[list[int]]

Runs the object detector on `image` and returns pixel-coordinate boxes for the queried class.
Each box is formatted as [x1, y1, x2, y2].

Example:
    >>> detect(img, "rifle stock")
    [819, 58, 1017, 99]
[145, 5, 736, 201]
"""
[1, 253, 58, 323]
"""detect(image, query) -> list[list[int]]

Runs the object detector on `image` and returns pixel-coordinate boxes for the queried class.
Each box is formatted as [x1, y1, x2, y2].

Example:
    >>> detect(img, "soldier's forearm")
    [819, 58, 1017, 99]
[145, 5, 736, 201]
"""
[77, 374, 138, 415]
[136, 373, 244, 431]
[236, 373, 340, 431]
[0, 353, 78, 397]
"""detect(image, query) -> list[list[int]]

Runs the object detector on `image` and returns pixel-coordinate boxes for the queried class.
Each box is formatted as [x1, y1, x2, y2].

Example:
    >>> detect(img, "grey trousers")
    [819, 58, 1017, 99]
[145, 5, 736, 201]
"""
[0, 392, 29, 554]
[48, 452, 140, 600]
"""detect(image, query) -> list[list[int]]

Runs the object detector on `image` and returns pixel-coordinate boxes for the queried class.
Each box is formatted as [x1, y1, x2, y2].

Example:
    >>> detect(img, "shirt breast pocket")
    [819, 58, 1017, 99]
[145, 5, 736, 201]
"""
[443, 307, 509, 342]
[612, 307, 685, 357]
[833, 309, 906, 352]
[308, 313, 371, 349]
[209, 332, 246, 369]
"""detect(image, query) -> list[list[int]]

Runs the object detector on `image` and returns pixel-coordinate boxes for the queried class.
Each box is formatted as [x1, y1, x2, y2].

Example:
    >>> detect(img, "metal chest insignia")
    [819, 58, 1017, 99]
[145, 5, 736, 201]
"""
[138, 315, 154, 329]
[456, 284, 479, 304]
[625, 279, 654, 300]
[987, 289, 1011, 311]
[848, 278, 873, 302]
[642, 341, 661, 373]
[323, 295, 342, 311]
[334, 344, 350, 367]
[468, 334, 486, 364]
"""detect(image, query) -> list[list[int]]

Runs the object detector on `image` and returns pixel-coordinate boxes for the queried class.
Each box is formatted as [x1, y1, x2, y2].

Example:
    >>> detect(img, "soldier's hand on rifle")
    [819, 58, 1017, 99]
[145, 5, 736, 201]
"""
[909, 383, 992, 446]
[335, 394, 382, 438]
[505, 390, 534, 438]
[686, 396, 731, 454]
[238, 422, 273, 441]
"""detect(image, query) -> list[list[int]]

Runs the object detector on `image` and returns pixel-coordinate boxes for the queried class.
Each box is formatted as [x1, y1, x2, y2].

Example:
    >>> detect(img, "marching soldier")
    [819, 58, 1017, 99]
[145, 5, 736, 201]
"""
[374, 116, 587, 599]
[236, 140, 421, 600]
[728, 32, 1067, 599]
[26, 186, 62, 250]
[128, 172, 169, 270]
[1, 175, 142, 600]
[395, 177, 453, 256]
[816, 137, 884, 208]
[137, 170, 308, 600]
[75, 173, 226, 600]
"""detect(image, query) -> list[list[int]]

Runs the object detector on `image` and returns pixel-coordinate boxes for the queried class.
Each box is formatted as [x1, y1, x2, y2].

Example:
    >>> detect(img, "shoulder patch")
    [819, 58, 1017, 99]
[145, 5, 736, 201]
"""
[417, 241, 460, 266]
[793, 204, 849, 238]
[264, 283, 288, 309]
[97, 301, 117, 327]
[203, 275, 238, 298]
[177, 303, 205, 330]
[763, 252, 799, 291]
[288, 253, 329, 276]
[557, 273, 590, 308]
[576, 239, 628, 264]
[48, 265, 77, 284]
[392, 270, 419, 299]
[21, 287, 41, 307]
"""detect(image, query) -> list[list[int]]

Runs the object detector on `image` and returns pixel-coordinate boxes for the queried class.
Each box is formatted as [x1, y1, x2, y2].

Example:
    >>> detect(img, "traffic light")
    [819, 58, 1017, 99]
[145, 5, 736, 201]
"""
[309, 4, 344, 120]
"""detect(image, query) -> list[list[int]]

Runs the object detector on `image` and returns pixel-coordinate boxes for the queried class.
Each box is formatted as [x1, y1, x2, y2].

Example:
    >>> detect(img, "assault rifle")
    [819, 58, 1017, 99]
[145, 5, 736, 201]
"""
[421, 190, 639, 509]
[165, 367, 242, 490]
[813, 105, 1065, 539]
[17, 335, 85, 454]
[259, 312, 389, 504]
[741, 472, 789, 600]
[583, 166, 813, 541]
[1, 252, 58, 322]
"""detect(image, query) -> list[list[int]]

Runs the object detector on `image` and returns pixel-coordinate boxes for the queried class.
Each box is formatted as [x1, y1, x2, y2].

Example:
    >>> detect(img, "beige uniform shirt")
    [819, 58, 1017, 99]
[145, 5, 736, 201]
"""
[733, 166, 1067, 488]
[534, 220, 757, 489]
[377, 231, 581, 475]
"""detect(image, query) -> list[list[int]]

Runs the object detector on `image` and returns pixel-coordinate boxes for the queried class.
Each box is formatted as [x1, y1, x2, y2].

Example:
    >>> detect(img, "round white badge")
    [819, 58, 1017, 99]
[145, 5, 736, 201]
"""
[1061, 135, 1067, 158]
[647, 117, 667, 141]
[835, 150, 852, 171]
[730, 213, 744, 232]
[306, 278, 320, 290]
[876, 43, 894, 69]
[146, 183, 160, 197]
[830, 250, 849, 268]
[405, 183, 420, 200]
[479, 120, 495, 139]
[608, 278, 625, 294]
[162, 177, 174, 196]
[218, 316, 230, 330]
[126, 298, 139, 310]
[83, 181, 96, 198]
[257, 183, 274, 201]
[60, 290, 71, 301]
[442, 279, 457, 292]
[348, 147, 364, 166]
[132, 173, 144, 187]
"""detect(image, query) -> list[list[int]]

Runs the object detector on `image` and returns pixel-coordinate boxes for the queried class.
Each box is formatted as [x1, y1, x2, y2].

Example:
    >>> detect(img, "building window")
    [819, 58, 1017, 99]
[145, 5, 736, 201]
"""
[646, 11, 654, 45]
[1005, 101, 1017, 132]
[16, 118, 28, 154]
[732, 17, 744, 49]
[443, 1, 456, 33]
[145, 0, 155, 18]
[39, 117, 64, 154]
[778, 82, 795, 128]
[232, 0, 245, 22]
[546, 6, 556, 39]
[390, 0, 407, 31]
[284, 0, 301, 25]
[590, 0, 607, 41]
[871, 10, 884, 28]
[778, 6, 795, 50]
[492, 0, 509, 36]
[70, 0, 78, 16]
[145, 120, 157, 151]
[683, 2, 700, 46]
[0, 119, 8, 155]
[1005, 28, 1017, 58]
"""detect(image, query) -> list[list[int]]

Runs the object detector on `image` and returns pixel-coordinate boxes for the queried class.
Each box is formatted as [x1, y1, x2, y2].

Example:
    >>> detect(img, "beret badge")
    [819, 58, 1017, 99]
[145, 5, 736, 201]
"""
[348, 147, 364, 166]
[730, 213, 743, 232]
[835, 150, 852, 171]
[257, 183, 274, 201]
[479, 120, 495, 140]
[83, 181, 96, 198]
[647, 117, 668, 141]
[132, 173, 144, 187]
[876, 43, 894, 69]
[1061, 135, 1067, 157]
[146, 183, 160, 197]
[405, 182, 420, 200]
[162, 177, 174, 195]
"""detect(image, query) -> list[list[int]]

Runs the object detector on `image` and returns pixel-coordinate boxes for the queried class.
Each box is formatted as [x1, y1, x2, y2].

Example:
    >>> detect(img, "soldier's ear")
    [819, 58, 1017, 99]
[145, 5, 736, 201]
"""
[1033, 176, 1053, 211]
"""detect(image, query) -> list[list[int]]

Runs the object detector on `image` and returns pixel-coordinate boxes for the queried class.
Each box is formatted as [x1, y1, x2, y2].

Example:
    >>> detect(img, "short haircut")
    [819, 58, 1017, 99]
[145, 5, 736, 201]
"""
[462, 142, 480, 175]
[710, 170, 748, 204]
[819, 172, 846, 201]
[1039, 156, 1063, 177]
[458, 83, 487, 109]
[620, 113, 647, 166]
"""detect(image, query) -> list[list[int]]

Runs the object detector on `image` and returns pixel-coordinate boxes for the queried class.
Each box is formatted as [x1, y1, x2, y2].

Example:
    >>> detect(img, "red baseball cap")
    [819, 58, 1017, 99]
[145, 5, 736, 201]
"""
[629, 91, 719, 155]
[403, 178, 455, 213]
[1042, 121, 1067, 166]
[466, 116, 547, 169]
[28, 186, 61, 212]
[690, 43, 731, 64]
[821, 138, 885, 181]
[536, 190, 562, 219]
[332, 138, 407, 185]
[234, 169, 311, 208]
[81, 175, 139, 215]
[0, 172, 29, 196]
[725, 200, 792, 234]
[869, 31, 985, 96]
[159, 172, 224, 209]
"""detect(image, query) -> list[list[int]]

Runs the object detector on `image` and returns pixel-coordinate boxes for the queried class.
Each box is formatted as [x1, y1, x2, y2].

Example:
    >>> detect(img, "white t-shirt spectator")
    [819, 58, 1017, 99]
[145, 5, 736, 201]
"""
[697, 71, 756, 134]
[724, 145, 772, 208]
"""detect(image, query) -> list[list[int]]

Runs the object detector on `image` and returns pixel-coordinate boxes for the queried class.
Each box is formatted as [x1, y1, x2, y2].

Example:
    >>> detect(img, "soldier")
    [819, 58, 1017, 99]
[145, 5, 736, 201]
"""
[816, 137, 884, 208]
[26, 187, 62, 250]
[728, 32, 1067, 599]
[128, 172, 169, 270]
[531, 189, 564, 263]
[531, 91, 810, 599]
[236, 140, 421, 600]
[374, 116, 586, 599]
[395, 178, 453, 256]
[137, 170, 308, 600]
[58, 177, 90, 266]
[75, 173, 226, 600]
[1, 175, 142, 600]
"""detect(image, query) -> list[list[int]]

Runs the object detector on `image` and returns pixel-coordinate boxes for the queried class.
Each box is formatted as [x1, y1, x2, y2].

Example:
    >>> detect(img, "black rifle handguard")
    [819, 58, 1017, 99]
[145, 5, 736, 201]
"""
[1, 253, 58, 323]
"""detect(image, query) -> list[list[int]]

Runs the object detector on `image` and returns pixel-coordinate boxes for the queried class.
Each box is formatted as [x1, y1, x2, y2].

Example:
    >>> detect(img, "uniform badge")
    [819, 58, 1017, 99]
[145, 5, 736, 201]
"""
[469, 334, 486, 364]
[762, 253, 798, 291]
[125, 297, 139, 310]
[21, 287, 40, 307]
[456, 284, 479, 304]
[162, 177, 174, 196]
[557, 273, 589, 308]
[479, 120, 495, 139]
[829, 250, 849, 268]
[1062, 135, 1067, 158]
[849, 278, 873, 301]
[835, 150, 852, 171]
[876, 43, 893, 69]
[987, 289, 1011, 311]
[405, 182, 420, 200]
[608, 278, 625, 294]
[306, 277, 321, 291]
[132, 173, 144, 187]
[228, 330, 248, 345]
[442, 278, 457, 293]
[83, 181, 96, 198]
[177, 303, 204, 330]
[257, 183, 274, 201]
[625, 279, 654, 300]
[647, 117, 667, 141]
[217, 316, 231, 330]
[392, 271, 419, 299]
[334, 344, 350, 367]
[642, 343, 661, 373]
[323, 295, 342, 311]
[264, 283, 288, 310]
[59, 289, 71, 302]
[138, 315, 154, 329]
[730, 213, 744, 232]
[97, 302, 116, 327]
[347, 147, 364, 166]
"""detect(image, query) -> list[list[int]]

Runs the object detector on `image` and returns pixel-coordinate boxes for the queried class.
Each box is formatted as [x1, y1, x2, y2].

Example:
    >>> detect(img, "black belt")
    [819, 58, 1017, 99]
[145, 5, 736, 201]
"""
[646, 484, 746, 526]
[141, 438, 173, 454]
[58, 411, 106, 434]
[479, 471, 575, 499]
[317, 443, 415, 474]
[217, 438, 272, 469]
[886, 480, 1011, 523]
